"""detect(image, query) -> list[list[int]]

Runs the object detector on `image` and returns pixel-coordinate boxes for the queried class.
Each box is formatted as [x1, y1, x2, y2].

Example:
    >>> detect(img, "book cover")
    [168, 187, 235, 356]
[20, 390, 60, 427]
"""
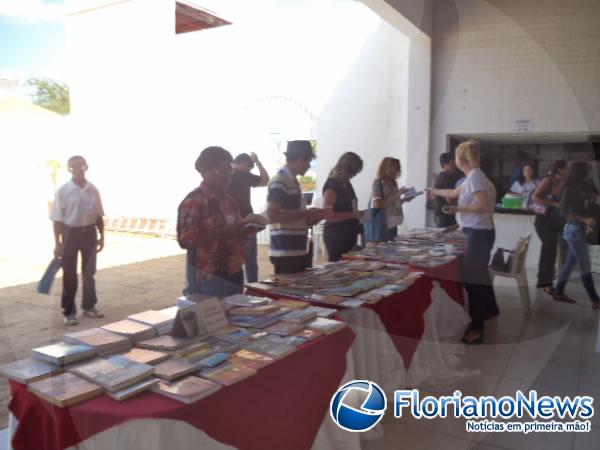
[306, 317, 346, 334]
[106, 377, 159, 401]
[223, 294, 270, 307]
[272, 299, 309, 310]
[70, 355, 154, 392]
[0, 357, 63, 384]
[32, 342, 95, 365]
[229, 350, 274, 370]
[198, 352, 229, 368]
[64, 328, 130, 351]
[28, 372, 103, 407]
[137, 335, 196, 351]
[292, 329, 324, 342]
[152, 376, 221, 404]
[264, 321, 304, 336]
[101, 320, 157, 341]
[120, 348, 171, 365]
[199, 363, 256, 386]
[228, 305, 280, 316]
[243, 339, 296, 360]
[127, 310, 172, 327]
[154, 358, 201, 381]
[281, 309, 317, 324]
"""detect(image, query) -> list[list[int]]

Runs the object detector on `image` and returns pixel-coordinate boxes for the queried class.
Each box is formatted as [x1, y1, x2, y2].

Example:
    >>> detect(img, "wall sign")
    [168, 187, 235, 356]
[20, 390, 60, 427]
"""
[513, 119, 535, 133]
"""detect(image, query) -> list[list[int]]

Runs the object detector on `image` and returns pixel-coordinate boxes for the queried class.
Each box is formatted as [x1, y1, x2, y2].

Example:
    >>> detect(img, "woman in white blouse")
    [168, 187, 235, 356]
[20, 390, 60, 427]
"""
[509, 163, 540, 209]
[427, 140, 499, 344]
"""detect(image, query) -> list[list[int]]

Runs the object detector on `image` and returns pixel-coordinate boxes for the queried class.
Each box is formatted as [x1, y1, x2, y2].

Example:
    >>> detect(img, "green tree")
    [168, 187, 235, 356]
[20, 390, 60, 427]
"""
[28, 78, 70, 115]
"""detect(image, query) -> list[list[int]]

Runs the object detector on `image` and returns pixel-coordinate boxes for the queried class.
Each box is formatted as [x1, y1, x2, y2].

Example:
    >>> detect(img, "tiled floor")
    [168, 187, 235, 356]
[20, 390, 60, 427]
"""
[364, 268, 600, 450]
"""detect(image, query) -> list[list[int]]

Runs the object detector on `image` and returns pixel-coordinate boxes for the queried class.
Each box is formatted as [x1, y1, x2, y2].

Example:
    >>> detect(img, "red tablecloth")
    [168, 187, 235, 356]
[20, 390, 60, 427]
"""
[9, 328, 354, 450]
[410, 256, 464, 305]
[246, 258, 464, 369]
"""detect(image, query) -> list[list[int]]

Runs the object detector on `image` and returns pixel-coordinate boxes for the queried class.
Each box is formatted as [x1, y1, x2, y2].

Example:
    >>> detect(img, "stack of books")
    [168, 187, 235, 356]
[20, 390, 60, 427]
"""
[306, 317, 346, 335]
[69, 355, 155, 395]
[28, 372, 103, 407]
[120, 348, 171, 365]
[64, 328, 132, 357]
[229, 349, 274, 370]
[154, 358, 202, 381]
[101, 320, 157, 343]
[198, 363, 256, 386]
[32, 342, 95, 366]
[0, 357, 63, 384]
[152, 376, 221, 404]
[127, 310, 174, 335]
[222, 294, 272, 308]
[137, 335, 196, 352]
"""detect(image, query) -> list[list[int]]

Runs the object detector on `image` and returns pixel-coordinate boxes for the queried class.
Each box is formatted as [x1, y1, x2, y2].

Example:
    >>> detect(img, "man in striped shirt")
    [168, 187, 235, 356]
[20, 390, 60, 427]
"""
[266, 141, 330, 274]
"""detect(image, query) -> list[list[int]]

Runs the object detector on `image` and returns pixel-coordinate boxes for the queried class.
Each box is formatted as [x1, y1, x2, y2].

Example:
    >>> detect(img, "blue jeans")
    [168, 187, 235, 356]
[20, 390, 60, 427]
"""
[244, 234, 258, 283]
[555, 222, 599, 302]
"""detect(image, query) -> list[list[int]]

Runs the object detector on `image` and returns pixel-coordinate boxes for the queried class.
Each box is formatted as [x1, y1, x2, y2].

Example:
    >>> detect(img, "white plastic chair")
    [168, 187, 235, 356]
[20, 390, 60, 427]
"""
[489, 234, 532, 315]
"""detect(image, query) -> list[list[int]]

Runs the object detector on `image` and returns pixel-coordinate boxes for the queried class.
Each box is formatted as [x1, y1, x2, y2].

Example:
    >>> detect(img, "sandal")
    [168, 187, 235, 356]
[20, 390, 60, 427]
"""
[549, 290, 576, 304]
[462, 329, 484, 345]
[540, 286, 553, 295]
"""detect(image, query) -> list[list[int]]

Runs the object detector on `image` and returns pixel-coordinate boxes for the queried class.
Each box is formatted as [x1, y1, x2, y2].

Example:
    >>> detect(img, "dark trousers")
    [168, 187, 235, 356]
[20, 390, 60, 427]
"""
[243, 234, 258, 283]
[197, 272, 244, 298]
[385, 226, 398, 242]
[270, 255, 310, 274]
[61, 225, 98, 317]
[463, 227, 498, 331]
[534, 215, 566, 288]
[324, 228, 358, 262]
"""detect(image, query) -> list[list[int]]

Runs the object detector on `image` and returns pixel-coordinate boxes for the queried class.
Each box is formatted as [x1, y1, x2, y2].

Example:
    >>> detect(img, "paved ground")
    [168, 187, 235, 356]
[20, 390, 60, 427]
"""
[0, 232, 273, 428]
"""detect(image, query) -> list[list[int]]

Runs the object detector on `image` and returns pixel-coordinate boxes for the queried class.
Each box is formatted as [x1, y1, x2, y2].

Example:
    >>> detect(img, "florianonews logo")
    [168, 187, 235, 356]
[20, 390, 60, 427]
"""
[331, 383, 594, 434]
[330, 380, 387, 432]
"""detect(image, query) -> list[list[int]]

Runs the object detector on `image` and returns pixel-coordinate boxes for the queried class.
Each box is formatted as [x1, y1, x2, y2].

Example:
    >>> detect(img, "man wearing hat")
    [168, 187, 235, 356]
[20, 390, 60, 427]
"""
[266, 140, 330, 274]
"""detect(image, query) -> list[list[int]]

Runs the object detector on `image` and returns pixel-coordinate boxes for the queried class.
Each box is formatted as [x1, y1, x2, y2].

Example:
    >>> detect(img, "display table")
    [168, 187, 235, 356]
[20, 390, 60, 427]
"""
[247, 259, 472, 390]
[8, 328, 356, 450]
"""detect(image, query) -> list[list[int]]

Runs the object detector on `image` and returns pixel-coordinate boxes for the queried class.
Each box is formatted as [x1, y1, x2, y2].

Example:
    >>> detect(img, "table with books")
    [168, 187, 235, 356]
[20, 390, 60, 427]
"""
[245, 230, 472, 390]
[3, 298, 359, 450]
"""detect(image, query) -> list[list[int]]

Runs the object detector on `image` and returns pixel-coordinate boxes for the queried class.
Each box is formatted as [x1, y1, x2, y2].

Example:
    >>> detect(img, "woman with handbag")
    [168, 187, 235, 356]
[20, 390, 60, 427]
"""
[322, 152, 365, 261]
[369, 157, 409, 242]
[531, 160, 567, 295]
[550, 162, 600, 307]
[427, 140, 498, 344]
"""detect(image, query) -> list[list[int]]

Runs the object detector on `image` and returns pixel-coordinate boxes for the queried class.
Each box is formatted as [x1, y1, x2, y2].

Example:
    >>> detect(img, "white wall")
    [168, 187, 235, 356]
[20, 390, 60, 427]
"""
[315, 21, 410, 211]
[66, 0, 411, 220]
[430, 0, 600, 172]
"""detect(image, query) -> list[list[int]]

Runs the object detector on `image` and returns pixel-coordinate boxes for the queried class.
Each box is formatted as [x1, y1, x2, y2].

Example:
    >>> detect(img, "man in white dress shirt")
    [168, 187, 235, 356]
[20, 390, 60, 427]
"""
[50, 156, 105, 325]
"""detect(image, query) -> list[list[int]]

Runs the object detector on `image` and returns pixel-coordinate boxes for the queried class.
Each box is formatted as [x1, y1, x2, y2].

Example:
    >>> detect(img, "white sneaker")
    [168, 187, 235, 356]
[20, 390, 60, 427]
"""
[83, 308, 104, 318]
[64, 315, 79, 326]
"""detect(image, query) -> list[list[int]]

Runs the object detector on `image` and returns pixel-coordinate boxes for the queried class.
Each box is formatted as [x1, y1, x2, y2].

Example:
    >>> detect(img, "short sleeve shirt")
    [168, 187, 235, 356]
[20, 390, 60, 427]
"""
[323, 177, 359, 233]
[267, 166, 308, 257]
[177, 182, 245, 281]
[457, 168, 496, 230]
[228, 169, 261, 218]
[50, 180, 104, 227]
[372, 178, 404, 229]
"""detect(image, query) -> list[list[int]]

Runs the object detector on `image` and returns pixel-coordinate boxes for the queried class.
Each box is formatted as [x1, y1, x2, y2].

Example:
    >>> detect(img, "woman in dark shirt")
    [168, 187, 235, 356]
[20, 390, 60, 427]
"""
[551, 162, 600, 307]
[322, 152, 365, 261]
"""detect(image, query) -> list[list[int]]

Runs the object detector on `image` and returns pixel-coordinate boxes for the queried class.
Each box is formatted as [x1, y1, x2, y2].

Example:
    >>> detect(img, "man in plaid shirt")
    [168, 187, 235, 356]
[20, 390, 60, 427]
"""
[177, 146, 259, 297]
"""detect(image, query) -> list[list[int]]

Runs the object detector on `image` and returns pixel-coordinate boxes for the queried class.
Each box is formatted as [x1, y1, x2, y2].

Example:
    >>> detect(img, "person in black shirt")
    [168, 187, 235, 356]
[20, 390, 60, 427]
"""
[322, 152, 365, 261]
[433, 153, 463, 227]
[228, 152, 269, 282]
[551, 162, 600, 307]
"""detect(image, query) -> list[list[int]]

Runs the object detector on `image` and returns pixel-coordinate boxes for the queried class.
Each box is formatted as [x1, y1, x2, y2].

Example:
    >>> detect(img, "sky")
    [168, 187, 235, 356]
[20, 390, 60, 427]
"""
[0, 0, 66, 82]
